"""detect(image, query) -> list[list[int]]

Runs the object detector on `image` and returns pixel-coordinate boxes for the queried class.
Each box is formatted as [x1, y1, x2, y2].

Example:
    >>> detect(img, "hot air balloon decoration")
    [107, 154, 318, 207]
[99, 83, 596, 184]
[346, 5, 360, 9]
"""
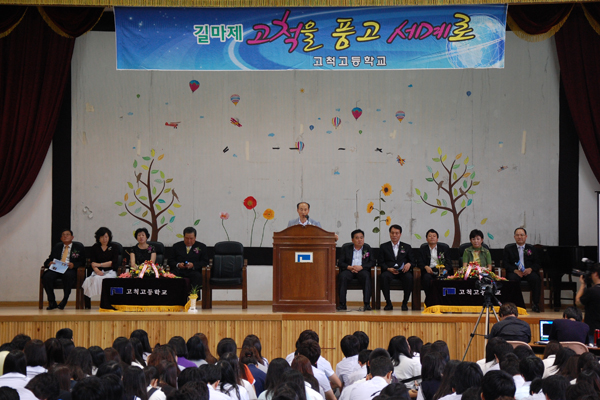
[332, 117, 341, 129]
[352, 101, 362, 121]
[189, 80, 200, 93]
[395, 111, 405, 123]
[296, 141, 305, 153]
[230, 94, 240, 106]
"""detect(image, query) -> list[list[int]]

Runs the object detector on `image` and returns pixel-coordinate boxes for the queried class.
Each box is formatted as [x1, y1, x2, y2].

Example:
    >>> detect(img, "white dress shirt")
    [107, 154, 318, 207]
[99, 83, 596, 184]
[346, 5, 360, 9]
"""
[285, 353, 334, 378]
[219, 383, 249, 400]
[26, 365, 47, 380]
[393, 354, 421, 389]
[346, 365, 367, 386]
[336, 355, 361, 387]
[352, 247, 363, 266]
[349, 376, 389, 400]
[305, 381, 324, 400]
[429, 246, 438, 268]
[312, 365, 332, 393]
[0, 372, 31, 389]
[209, 384, 232, 400]
[438, 393, 462, 400]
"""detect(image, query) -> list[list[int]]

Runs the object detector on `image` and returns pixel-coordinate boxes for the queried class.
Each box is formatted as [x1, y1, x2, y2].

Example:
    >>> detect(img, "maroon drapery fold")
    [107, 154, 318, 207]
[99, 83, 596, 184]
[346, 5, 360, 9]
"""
[0, 6, 28, 36]
[0, 9, 75, 218]
[39, 6, 103, 38]
[555, 6, 600, 184]
[508, 4, 573, 35]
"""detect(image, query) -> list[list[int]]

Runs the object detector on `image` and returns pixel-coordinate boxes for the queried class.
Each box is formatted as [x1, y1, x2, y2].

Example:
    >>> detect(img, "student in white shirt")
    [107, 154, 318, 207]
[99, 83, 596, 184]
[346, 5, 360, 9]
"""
[297, 340, 336, 400]
[345, 350, 370, 387]
[336, 335, 362, 388]
[515, 357, 544, 400]
[24, 340, 48, 380]
[481, 370, 517, 400]
[437, 362, 482, 400]
[388, 336, 421, 390]
[349, 356, 394, 400]
[499, 353, 525, 391]
[217, 360, 250, 400]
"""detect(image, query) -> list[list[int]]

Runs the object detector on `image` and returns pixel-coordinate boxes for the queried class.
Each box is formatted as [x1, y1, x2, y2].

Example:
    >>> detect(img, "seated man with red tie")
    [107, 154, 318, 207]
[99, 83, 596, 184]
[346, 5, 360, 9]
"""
[337, 229, 375, 311]
[168, 227, 209, 289]
[42, 229, 86, 310]
[503, 227, 542, 313]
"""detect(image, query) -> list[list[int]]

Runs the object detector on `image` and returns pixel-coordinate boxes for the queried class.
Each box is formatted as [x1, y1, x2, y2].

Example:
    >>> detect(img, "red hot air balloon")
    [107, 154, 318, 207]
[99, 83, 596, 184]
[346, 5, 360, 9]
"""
[352, 107, 362, 121]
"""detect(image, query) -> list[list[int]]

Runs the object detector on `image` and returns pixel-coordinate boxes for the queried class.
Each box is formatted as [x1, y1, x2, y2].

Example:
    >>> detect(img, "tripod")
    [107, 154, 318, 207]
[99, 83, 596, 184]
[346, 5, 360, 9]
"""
[462, 288, 501, 361]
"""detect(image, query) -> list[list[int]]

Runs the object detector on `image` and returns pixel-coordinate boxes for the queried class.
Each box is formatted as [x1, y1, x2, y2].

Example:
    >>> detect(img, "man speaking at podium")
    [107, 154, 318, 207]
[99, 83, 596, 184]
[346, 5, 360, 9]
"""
[288, 202, 322, 228]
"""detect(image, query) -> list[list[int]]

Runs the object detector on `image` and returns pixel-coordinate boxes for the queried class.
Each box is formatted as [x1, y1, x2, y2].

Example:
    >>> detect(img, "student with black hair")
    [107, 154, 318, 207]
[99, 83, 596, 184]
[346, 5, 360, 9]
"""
[0, 350, 30, 390]
[565, 382, 598, 400]
[336, 335, 361, 387]
[348, 356, 393, 400]
[45, 338, 64, 368]
[216, 359, 250, 400]
[259, 358, 291, 400]
[541, 375, 570, 400]
[124, 365, 149, 400]
[417, 352, 446, 400]
[242, 335, 269, 373]
[387, 336, 421, 389]
[187, 335, 208, 367]
[353, 331, 369, 352]
[240, 345, 267, 396]
[181, 381, 210, 400]
[168, 336, 196, 370]
[10, 334, 31, 351]
[297, 340, 334, 400]
[199, 364, 230, 400]
[513, 345, 536, 361]
[480, 370, 516, 400]
[432, 360, 461, 400]
[499, 353, 523, 390]
[101, 373, 125, 400]
[220, 351, 257, 399]
[515, 356, 544, 400]
[0, 387, 19, 400]
[56, 328, 73, 341]
[131, 329, 153, 361]
[408, 337, 424, 358]
[438, 362, 482, 400]
[549, 306, 590, 344]
[544, 348, 576, 378]
[476, 338, 513, 375]
[71, 376, 107, 400]
[375, 382, 410, 400]
[88, 345, 106, 375]
[338, 349, 391, 400]
[346, 349, 371, 387]
[24, 339, 47, 379]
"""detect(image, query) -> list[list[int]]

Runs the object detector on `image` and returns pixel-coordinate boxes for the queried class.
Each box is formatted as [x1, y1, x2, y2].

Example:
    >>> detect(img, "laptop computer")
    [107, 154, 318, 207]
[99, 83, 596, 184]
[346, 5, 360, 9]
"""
[536, 320, 554, 344]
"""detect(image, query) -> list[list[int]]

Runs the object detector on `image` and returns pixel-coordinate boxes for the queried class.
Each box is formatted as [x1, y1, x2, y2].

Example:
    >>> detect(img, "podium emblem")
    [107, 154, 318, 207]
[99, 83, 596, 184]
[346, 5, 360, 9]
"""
[295, 252, 313, 263]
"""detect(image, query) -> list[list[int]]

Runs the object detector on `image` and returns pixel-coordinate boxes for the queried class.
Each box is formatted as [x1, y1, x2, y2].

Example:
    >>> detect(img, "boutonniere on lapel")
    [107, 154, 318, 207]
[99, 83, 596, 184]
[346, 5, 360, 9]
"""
[437, 252, 446, 266]
[71, 249, 80, 259]
[400, 246, 406, 253]
[147, 245, 153, 254]
[108, 247, 112, 251]
[362, 250, 370, 259]
[525, 248, 532, 256]
[193, 247, 200, 254]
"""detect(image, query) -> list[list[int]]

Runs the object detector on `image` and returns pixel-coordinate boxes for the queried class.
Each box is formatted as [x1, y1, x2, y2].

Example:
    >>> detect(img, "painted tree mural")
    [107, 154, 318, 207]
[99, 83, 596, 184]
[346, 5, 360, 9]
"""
[115, 149, 180, 241]
[414, 147, 480, 248]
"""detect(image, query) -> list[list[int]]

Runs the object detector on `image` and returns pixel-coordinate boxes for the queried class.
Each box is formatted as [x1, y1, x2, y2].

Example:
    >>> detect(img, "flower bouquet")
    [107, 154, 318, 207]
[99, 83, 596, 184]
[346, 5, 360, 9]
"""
[447, 262, 506, 281]
[119, 260, 178, 279]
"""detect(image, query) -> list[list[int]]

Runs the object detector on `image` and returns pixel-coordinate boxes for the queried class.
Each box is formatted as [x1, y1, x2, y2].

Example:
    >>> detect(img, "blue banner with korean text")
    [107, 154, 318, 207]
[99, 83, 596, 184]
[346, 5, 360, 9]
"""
[114, 5, 507, 71]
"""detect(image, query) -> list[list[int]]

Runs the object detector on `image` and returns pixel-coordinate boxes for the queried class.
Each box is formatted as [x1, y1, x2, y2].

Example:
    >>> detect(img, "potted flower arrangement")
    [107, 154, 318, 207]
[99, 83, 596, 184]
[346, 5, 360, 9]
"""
[118, 260, 177, 279]
[188, 286, 200, 313]
[447, 261, 506, 282]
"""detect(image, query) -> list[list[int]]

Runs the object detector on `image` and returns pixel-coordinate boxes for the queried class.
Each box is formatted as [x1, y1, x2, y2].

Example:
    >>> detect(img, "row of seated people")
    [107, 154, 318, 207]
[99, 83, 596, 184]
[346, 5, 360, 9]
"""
[0, 325, 598, 400]
[41, 225, 544, 312]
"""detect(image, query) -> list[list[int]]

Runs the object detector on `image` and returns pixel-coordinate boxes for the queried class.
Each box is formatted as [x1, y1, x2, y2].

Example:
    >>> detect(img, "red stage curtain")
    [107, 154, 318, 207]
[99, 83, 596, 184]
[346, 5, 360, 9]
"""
[507, 4, 574, 41]
[0, 7, 102, 218]
[555, 6, 600, 184]
[0, 6, 28, 38]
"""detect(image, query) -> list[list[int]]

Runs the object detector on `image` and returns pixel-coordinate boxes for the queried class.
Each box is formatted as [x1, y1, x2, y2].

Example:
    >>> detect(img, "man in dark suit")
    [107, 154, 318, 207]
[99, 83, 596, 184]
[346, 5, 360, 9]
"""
[378, 224, 416, 311]
[419, 229, 453, 296]
[337, 229, 375, 311]
[42, 229, 86, 310]
[168, 227, 209, 288]
[503, 227, 542, 313]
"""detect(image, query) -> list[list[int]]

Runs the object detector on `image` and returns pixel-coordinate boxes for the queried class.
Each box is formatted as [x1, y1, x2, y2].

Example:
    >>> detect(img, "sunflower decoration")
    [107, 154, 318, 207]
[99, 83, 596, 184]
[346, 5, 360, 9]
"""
[367, 202, 374, 213]
[371, 183, 393, 246]
[382, 183, 393, 196]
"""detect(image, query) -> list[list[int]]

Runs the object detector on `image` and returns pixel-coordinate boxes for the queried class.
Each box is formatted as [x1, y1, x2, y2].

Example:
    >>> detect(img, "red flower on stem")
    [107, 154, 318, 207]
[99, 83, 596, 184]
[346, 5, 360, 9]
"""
[243, 196, 257, 210]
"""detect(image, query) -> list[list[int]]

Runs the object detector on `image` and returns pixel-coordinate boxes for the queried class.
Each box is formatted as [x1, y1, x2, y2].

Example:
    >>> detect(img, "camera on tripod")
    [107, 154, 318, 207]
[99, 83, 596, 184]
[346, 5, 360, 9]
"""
[475, 273, 502, 296]
[573, 258, 595, 282]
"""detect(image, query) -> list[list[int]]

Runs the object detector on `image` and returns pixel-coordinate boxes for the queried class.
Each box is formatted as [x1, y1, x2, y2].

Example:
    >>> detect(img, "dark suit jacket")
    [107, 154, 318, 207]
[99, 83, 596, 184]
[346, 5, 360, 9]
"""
[338, 243, 375, 272]
[44, 242, 86, 269]
[419, 242, 451, 273]
[378, 241, 416, 273]
[168, 241, 209, 272]
[503, 243, 540, 274]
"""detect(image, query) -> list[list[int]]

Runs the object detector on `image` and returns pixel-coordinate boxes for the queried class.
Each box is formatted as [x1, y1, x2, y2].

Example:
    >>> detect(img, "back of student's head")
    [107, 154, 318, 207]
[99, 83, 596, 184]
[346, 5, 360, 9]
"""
[408, 336, 423, 355]
[3, 350, 26, 375]
[72, 376, 106, 400]
[513, 344, 536, 360]
[388, 336, 412, 366]
[186, 335, 206, 361]
[543, 341, 563, 359]
[271, 382, 305, 400]
[295, 330, 319, 349]
[60, 338, 75, 361]
[67, 347, 93, 377]
[96, 360, 123, 379]
[494, 341, 515, 362]
[565, 382, 598, 400]
[56, 328, 73, 341]
[10, 334, 31, 351]
[554, 348, 576, 370]
[520, 356, 544, 382]
[113, 336, 135, 365]
[451, 362, 483, 395]
[143, 365, 159, 386]
[460, 387, 481, 400]
[277, 370, 307, 400]
[24, 339, 47, 368]
[353, 331, 369, 351]
[100, 373, 124, 400]
[563, 306, 583, 322]
[147, 344, 177, 366]
[340, 335, 360, 358]
[45, 338, 64, 366]
[542, 375, 571, 400]
[296, 339, 320, 366]
[25, 372, 60, 400]
[123, 365, 149, 400]
[378, 382, 410, 400]
[178, 366, 201, 388]
[421, 351, 445, 381]
[485, 337, 506, 363]
[130, 329, 153, 354]
[88, 345, 105, 368]
[499, 352, 520, 376]
[181, 381, 209, 400]
[481, 370, 516, 400]
[0, 387, 19, 400]
[432, 360, 461, 400]
[216, 338, 237, 358]
[370, 356, 393, 378]
[265, 357, 291, 392]
[168, 336, 189, 358]
[430, 341, 449, 362]
[358, 349, 371, 365]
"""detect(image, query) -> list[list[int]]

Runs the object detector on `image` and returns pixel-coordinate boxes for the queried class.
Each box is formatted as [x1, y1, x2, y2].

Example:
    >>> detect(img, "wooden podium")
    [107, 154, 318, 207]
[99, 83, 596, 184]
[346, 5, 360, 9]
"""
[272, 225, 337, 313]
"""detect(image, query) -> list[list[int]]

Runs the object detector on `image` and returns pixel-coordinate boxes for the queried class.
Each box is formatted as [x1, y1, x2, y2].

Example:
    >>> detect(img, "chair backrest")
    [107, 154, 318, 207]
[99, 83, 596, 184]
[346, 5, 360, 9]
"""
[147, 241, 165, 266]
[507, 340, 531, 349]
[212, 241, 244, 280]
[458, 242, 490, 257]
[111, 242, 124, 269]
[560, 341, 589, 355]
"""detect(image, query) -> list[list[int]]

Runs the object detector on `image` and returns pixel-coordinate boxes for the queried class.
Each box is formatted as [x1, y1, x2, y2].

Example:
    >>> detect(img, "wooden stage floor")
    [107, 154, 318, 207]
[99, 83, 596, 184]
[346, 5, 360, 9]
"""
[0, 305, 562, 364]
